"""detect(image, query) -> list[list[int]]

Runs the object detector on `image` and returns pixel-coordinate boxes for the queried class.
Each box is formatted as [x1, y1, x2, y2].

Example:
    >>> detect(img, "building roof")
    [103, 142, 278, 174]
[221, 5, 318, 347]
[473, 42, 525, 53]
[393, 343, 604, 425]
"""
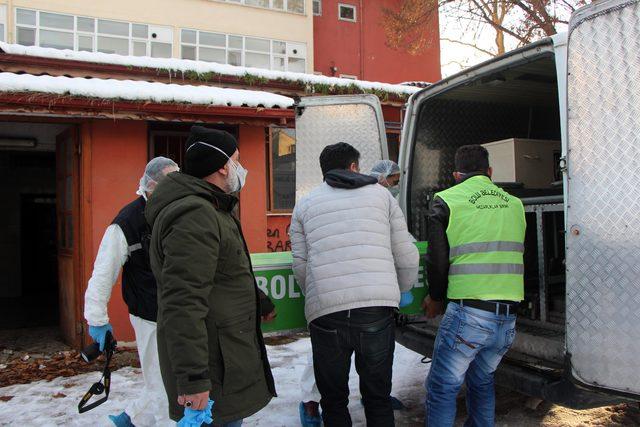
[400, 81, 432, 88]
[0, 43, 421, 98]
[0, 72, 294, 109]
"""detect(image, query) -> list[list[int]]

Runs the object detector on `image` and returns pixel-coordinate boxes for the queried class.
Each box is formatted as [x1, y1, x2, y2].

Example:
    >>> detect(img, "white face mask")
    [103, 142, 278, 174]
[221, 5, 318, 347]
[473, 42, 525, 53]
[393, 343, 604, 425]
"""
[227, 159, 248, 193]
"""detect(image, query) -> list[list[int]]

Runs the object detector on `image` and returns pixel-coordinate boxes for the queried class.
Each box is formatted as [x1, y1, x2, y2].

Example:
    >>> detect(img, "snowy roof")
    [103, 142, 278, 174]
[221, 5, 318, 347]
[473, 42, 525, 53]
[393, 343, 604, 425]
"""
[0, 72, 294, 108]
[400, 81, 432, 88]
[0, 43, 422, 97]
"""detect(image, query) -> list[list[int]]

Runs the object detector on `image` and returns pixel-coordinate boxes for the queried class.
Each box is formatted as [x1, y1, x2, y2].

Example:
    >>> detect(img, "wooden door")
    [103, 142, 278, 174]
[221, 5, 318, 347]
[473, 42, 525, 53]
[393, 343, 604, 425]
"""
[56, 127, 81, 348]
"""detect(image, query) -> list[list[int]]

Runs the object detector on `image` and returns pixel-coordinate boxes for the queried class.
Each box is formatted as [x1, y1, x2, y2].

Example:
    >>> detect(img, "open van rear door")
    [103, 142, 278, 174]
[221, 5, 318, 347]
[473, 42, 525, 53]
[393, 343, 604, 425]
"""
[565, 0, 640, 398]
[295, 95, 388, 200]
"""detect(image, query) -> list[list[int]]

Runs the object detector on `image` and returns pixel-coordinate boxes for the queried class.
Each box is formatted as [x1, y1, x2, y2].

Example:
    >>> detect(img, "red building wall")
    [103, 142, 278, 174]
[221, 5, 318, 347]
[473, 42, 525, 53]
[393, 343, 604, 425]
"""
[238, 125, 269, 253]
[81, 120, 272, 343]
[85, 119, 149, 344]
[313, 0, 441, 83]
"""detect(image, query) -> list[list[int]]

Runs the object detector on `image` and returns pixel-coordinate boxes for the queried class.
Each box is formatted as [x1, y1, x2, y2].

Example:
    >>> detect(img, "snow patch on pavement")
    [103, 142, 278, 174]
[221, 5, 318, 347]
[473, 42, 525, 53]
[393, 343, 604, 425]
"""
[0, 338, 429, 426]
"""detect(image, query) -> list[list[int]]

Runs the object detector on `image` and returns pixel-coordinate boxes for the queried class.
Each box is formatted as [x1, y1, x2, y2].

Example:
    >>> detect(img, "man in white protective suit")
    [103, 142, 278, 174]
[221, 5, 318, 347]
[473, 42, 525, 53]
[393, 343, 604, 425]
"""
[83, 157, 179, 427]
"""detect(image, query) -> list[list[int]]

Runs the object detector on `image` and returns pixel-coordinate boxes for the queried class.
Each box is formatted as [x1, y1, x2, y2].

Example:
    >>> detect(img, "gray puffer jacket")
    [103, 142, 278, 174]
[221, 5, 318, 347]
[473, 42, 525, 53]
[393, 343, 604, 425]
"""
[290, 169, 419, 323]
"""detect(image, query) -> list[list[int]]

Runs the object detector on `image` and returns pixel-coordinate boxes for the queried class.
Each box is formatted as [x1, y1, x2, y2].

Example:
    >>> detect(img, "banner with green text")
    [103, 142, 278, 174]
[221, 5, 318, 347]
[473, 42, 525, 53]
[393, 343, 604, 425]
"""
[252, 242, 428, 333]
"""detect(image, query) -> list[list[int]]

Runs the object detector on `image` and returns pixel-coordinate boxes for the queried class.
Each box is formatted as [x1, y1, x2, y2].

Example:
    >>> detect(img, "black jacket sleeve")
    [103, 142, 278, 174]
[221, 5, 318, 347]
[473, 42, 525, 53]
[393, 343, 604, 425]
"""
[425, 196, 450, 301]
[258, 288, 275, 316]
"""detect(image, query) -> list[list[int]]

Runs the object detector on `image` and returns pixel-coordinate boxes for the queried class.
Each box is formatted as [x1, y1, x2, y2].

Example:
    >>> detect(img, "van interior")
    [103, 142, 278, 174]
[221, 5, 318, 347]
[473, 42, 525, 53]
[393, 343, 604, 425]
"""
[405, 52, 567, 374]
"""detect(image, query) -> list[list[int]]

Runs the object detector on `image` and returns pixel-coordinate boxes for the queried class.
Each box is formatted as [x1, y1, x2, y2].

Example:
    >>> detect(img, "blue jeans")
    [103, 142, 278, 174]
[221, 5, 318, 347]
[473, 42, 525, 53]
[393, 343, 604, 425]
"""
[425, 302, 516, 427]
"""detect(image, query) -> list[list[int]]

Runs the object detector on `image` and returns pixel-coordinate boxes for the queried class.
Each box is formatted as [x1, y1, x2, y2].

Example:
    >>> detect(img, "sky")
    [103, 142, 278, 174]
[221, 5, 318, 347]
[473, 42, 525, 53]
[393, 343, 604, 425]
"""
[438, 7, 571, 77]
[439, 13, 496, 76]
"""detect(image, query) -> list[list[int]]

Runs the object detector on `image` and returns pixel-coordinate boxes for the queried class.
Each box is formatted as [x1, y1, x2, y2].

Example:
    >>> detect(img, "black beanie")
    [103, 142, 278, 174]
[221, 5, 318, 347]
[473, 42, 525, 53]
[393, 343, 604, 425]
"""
[184, 126, 238, 179]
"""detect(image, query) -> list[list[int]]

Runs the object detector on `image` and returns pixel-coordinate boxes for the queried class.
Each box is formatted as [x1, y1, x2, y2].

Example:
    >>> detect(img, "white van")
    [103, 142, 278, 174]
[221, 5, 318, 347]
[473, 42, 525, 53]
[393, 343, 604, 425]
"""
[294, 0, 640, 407]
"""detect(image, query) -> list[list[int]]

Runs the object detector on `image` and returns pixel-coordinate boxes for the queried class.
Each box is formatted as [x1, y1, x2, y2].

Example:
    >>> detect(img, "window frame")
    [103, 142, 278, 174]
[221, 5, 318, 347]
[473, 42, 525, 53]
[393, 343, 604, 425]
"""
[14, 7, 173, 58]
[148, 130, 191, 167]
[385, 128, 401, 164]
[338, 3, 357, 22]
[313, 0, 322, 16]
[216, 0, 306, 15]
[244, 36, 272, 69]
[0, 5, 6, 42]
[180, 28, 307, 73]
[267, 126, 296, 214]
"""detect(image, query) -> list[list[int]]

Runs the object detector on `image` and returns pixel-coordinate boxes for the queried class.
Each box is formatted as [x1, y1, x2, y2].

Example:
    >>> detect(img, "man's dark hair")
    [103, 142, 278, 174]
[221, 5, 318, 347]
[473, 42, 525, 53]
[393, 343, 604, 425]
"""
[454, 145, 490, 174]
[319, 142, 360, 176]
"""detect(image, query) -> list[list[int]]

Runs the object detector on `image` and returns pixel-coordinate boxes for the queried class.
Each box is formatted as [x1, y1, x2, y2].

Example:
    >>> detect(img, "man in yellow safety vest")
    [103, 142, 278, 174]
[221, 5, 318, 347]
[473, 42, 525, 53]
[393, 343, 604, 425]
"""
[422, 144, 526, 426]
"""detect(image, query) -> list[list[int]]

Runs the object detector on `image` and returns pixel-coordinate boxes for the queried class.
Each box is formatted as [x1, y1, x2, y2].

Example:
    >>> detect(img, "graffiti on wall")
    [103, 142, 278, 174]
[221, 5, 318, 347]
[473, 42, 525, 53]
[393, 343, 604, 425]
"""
[267, 223, 291, 252]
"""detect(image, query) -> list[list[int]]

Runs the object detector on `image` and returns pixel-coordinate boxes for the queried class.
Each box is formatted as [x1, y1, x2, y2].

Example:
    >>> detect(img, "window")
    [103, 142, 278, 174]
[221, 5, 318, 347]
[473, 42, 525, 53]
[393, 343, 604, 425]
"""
[287, 58, 305, 73]
[246, 37, 271, 68]
[246, 0, 270, 7]
[218, 0, 305, 14]
[150, 132, 190, 168]
[287, 0, 304, 13]
[313, 0, 322, 15]
[338, 4, 357, 22]
[15, 8, 173, 58]
[181, 29, 307, 72]
[386, 131, 400, 163]
[269, 127, 296, 212]
[149, 124, 239, 169]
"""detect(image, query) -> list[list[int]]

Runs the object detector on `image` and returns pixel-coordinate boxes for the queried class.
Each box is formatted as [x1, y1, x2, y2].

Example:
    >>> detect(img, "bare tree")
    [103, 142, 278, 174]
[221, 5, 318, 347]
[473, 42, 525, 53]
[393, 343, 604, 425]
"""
[381, 0, 441, 55]
[381, 0, 587, 57]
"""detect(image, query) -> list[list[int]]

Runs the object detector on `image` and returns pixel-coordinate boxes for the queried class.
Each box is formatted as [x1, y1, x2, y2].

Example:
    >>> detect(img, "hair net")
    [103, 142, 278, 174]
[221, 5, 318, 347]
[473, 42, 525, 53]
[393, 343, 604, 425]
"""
[136, 156, 179, 197]
[369, 160, 400, 183]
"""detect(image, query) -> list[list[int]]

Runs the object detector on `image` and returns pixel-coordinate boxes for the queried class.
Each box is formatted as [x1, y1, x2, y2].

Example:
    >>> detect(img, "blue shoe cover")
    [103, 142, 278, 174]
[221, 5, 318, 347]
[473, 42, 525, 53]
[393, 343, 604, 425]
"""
[299, 401, 321, 426]
[109, 412, 134, 427]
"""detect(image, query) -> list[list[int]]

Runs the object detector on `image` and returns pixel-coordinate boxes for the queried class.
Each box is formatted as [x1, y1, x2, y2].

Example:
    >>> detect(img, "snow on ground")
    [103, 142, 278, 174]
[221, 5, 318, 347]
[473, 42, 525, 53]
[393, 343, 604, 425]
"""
[0, 43, 422, 96]
[0, 72, 295, 109]
[0, 338, 429, 426]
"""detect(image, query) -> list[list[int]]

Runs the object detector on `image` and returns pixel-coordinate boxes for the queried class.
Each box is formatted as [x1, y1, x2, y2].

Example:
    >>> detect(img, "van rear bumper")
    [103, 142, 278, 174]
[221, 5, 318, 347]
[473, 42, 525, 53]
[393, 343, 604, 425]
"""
[395, 326, 632, 409]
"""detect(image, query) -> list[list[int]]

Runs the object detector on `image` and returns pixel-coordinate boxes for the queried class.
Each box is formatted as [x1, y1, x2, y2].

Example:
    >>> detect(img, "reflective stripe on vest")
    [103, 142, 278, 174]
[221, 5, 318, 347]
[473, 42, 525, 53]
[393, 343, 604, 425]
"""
[449, 263, 524, 275]
[449, 241, 524, 259]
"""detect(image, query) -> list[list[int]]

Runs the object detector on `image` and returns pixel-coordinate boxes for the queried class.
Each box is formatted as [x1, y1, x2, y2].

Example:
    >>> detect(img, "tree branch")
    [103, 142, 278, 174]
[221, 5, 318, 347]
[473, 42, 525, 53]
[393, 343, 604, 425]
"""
[469, 0, 531, 43]
[441, 37, 497, 56]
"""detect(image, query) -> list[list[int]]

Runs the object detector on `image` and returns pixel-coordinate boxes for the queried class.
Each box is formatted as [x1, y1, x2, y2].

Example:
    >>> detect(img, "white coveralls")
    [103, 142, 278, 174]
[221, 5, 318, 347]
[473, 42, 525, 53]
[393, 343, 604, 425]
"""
[300, 352, 322, 403]
[84, 223, 172, 427]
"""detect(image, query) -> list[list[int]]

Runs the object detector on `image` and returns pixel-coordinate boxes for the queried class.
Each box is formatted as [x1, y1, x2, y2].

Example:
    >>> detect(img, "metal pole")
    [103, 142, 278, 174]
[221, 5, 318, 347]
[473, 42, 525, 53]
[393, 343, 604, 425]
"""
[522, 195, 564, 205]
[536, 207, 548, 322]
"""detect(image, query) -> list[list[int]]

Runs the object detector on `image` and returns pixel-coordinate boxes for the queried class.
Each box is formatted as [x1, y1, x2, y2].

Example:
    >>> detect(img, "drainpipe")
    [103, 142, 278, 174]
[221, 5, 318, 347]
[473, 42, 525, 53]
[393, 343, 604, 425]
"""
[359, 0, 365, 80]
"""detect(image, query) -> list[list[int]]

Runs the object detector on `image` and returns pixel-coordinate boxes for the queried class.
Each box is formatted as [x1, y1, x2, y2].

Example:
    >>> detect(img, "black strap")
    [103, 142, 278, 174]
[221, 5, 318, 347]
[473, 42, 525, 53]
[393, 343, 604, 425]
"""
[458, 299, 518, 315]
[78, 346, 114, 413]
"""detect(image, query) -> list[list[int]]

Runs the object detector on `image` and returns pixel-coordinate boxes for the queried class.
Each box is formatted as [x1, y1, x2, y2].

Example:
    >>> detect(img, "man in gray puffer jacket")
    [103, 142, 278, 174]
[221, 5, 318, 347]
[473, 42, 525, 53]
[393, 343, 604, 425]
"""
[290, 142, 419, 427]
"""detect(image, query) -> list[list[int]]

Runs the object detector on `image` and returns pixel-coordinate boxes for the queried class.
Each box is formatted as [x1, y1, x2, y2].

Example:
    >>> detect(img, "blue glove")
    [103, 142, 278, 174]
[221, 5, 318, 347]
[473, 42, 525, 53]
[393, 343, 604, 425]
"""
[399, 292, 414, 308]
[177, 400, 214, 427]
[89, 324, 113, 351]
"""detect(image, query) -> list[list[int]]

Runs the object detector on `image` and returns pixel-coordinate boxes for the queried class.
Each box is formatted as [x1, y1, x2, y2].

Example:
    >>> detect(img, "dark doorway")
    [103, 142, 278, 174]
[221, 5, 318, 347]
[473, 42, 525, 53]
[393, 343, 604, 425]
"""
[0, 149, 58, 330]
[20, 194, 59, 327]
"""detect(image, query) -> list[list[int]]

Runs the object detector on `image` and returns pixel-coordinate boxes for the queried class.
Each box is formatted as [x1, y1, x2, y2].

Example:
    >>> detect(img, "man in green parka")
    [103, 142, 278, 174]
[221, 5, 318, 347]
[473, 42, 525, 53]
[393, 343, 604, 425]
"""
[146, 126, 276, 426]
